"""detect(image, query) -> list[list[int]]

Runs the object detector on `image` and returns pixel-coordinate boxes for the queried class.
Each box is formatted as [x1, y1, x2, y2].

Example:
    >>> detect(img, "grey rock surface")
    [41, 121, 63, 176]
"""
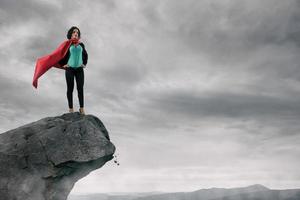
[0, 112, 116, 200]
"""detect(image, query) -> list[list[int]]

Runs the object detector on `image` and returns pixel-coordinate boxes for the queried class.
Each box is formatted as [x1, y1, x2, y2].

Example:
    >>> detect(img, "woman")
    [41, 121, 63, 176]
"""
[59, 26, 88, 115]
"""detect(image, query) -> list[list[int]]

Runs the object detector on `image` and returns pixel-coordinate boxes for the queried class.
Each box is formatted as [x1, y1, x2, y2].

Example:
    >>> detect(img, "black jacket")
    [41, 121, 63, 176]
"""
[59, 42, 88, 66]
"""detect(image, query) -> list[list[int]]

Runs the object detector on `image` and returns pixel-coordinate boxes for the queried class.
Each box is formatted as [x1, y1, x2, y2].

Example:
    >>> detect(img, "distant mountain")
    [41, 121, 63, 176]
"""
[208, 189, 300, 200]
[68, 193, 108, 200]
[68, 184, 300, 200]
[68, 192, 163, 200]
[133, 184, 270, 200]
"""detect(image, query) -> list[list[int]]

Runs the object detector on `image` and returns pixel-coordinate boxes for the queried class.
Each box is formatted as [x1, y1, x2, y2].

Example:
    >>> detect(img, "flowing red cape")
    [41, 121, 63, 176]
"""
[32, 38, 79, 89]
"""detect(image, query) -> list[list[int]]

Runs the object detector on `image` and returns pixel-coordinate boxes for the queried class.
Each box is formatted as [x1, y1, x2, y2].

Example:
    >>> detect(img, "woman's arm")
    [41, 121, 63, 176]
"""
[58, 50, 70, 66]
[81, 43, 88, 66]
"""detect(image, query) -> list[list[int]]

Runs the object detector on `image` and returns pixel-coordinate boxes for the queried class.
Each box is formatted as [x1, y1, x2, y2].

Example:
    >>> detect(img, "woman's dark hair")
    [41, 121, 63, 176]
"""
[67, 26, 81, 39]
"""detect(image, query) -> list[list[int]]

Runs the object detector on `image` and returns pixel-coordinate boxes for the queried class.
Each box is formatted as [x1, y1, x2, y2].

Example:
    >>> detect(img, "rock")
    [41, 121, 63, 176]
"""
[0, 112, 116, 200]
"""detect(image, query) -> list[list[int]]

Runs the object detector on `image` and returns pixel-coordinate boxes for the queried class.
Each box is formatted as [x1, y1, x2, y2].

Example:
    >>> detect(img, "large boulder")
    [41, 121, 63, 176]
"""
[0, 112, 116, 200]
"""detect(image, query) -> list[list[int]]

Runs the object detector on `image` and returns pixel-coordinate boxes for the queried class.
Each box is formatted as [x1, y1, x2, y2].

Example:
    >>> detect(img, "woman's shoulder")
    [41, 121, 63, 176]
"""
[79, 42, 87, 52]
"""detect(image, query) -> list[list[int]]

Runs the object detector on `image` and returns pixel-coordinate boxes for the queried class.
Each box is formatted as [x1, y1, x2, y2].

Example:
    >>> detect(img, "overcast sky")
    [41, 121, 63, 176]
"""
[1, 0, 300, 195]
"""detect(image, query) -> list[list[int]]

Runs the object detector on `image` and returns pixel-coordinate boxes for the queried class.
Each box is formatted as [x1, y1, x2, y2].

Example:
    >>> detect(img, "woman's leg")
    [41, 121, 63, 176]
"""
[75, 67, 84, 108]
[65, 67, 75, 109]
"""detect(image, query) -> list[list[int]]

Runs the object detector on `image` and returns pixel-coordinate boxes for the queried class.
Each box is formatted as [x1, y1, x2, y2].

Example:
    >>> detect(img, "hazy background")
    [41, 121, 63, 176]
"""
[1, 0, 300, 195]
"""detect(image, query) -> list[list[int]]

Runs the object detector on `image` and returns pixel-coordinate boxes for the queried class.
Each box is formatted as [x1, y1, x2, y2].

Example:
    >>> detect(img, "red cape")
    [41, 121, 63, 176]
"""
[32, 38, 79, 89]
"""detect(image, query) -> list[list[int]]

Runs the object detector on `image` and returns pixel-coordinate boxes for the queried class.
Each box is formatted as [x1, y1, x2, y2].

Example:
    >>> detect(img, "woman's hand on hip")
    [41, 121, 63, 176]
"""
[62, 64, 69, 68]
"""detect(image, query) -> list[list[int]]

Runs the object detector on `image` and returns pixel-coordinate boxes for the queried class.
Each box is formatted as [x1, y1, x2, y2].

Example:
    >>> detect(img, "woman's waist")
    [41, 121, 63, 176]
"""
[67, 65, 83, 70]
[67, 61, 83, 68]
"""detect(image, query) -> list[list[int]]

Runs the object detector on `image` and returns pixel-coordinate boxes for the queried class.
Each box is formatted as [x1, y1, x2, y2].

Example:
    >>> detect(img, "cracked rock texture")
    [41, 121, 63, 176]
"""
[0, 112, 116, 200]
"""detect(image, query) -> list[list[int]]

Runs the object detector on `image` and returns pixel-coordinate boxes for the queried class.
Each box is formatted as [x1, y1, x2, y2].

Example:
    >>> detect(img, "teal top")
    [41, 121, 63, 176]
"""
[67, 44, 83, 68]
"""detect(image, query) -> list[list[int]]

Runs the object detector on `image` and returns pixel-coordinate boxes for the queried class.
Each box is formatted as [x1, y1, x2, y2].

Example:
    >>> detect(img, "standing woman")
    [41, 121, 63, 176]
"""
[59, 26, 88, 115]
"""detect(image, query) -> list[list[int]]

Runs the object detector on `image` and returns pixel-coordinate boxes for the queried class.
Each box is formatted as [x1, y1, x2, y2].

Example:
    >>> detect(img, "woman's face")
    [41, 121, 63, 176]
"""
[71, 29, 79, 39]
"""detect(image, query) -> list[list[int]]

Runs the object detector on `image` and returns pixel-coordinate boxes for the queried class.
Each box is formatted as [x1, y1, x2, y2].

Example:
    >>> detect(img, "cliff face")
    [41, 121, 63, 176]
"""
[0, 112, 116, 200]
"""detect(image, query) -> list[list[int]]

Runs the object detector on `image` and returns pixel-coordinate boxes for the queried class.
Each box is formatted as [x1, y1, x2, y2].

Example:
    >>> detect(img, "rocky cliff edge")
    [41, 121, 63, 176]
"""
[0, 112, 116, 200]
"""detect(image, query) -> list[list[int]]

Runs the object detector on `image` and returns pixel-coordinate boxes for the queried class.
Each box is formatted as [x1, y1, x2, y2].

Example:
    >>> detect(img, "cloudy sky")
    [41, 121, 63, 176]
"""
[1, 0, 300, 195]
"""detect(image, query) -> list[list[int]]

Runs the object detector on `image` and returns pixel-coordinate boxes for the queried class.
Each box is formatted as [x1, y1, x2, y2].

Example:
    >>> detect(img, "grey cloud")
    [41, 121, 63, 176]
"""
[102, 63, 147, 87]
[134, 88, 300, 130]
[137, 0, 164, 27]
[156, 0, 300, 64]
[92, 0, 117, 11]
[0, 0, 60, 24]
[0, 72, 56, 113]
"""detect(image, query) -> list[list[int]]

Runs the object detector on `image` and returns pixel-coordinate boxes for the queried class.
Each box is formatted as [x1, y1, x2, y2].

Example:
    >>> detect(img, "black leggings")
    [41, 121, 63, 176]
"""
[65, 67, 84, 109]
